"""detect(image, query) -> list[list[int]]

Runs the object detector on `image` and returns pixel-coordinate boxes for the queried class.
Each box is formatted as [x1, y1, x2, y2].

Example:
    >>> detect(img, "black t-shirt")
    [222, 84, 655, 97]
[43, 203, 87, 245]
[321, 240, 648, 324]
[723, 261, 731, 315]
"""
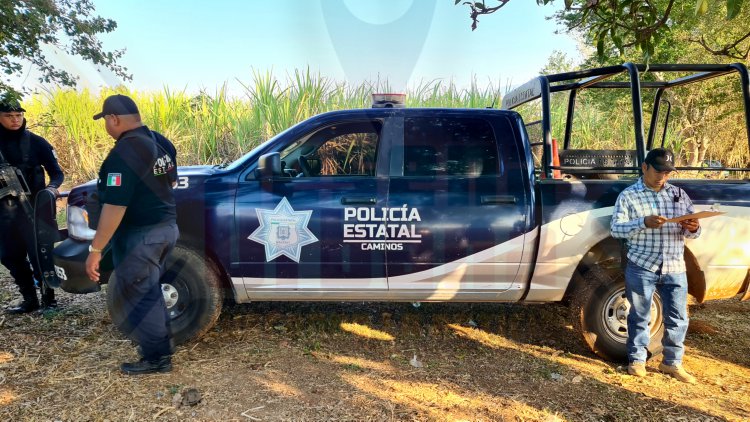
[97, 126, 177, 230]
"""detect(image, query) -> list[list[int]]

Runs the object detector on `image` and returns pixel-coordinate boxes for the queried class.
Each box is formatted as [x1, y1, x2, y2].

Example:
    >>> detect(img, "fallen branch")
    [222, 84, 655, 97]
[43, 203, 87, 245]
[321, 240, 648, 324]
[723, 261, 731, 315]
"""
[153, 405, 174, 419]
[241, 405, 265, 420]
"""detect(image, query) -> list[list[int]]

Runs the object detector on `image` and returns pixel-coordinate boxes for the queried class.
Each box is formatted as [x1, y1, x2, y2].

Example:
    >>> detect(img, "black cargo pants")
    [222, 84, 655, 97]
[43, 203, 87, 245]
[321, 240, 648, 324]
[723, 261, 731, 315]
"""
[110, 223, 179, 361]
[0, 202, 40, 299]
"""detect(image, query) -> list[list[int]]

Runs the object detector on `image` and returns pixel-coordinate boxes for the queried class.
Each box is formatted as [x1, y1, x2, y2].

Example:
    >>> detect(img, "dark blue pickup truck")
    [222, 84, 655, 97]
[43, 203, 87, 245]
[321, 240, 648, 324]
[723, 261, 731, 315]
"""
[53, 64, 750, 362]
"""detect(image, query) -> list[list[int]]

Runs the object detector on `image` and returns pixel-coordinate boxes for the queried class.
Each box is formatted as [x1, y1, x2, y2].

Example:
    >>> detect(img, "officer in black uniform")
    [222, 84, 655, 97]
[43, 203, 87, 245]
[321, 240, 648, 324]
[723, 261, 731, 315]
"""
[84, 94, 179, 375]
[0, 98, 64, 313]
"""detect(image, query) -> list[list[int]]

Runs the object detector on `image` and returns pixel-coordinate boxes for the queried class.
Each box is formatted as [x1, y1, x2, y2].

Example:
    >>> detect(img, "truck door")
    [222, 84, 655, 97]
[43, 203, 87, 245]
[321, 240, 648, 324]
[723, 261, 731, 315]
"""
[234, 118, 392, 298]
[386, 113, 529, 300]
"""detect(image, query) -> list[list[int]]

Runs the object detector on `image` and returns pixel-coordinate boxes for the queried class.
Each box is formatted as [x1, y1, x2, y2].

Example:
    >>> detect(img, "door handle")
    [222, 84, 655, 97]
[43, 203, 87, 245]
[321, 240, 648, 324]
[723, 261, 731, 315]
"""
[481, 195, 517, 205]
[341, 197, 376, 205]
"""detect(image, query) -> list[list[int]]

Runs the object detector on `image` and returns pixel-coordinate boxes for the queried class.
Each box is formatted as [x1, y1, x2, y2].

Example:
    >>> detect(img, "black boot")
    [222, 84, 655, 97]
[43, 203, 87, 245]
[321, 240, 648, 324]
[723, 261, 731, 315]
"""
[7, 295, 40, 314]
[41, 289, 57, 309]
[120, 356, 172, 375]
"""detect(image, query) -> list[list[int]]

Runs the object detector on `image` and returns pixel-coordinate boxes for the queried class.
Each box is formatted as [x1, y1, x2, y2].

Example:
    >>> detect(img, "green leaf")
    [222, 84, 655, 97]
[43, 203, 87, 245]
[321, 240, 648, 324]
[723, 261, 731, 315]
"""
[696, 0, 709, 15]
[455, 0, 461, 5]
[645, 40, 655, 57]
[564, 0, 574, 8]
[597, 37, 604, 57]
[727, 0, 743, 19]
[613, 35, 623, 52]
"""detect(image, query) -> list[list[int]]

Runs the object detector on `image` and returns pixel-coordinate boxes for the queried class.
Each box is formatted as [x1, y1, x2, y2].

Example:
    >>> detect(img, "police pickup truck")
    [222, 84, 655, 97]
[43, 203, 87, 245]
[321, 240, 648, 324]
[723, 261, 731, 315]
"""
[53, 64, 750, 362]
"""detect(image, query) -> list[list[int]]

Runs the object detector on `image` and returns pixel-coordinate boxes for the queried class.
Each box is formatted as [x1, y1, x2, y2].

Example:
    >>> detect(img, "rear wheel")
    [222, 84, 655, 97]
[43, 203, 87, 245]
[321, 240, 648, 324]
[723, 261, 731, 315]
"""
[570, 266, 664, 362]
[107, 244, 224, 345]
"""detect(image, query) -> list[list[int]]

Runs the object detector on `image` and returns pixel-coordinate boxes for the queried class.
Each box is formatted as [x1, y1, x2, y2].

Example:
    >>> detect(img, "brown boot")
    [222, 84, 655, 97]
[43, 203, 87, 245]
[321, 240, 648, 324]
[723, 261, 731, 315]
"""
[658, 363, 697, 384]
[627, 362, 648, 377]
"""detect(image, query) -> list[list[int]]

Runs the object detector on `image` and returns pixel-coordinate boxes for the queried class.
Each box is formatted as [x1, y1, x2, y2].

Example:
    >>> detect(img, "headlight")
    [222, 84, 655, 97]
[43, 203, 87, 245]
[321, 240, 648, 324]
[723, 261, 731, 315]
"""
[67, 205, 96, 241]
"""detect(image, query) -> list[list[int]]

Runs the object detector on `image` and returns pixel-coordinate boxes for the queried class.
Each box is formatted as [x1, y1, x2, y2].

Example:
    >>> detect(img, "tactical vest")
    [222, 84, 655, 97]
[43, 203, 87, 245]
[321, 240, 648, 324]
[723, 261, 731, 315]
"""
[1, 130, 46, 194]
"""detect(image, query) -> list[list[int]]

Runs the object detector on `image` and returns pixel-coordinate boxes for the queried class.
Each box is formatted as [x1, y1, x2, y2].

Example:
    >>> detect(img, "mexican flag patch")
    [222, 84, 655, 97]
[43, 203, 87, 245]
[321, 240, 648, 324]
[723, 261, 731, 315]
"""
[107, 173, 122, 187]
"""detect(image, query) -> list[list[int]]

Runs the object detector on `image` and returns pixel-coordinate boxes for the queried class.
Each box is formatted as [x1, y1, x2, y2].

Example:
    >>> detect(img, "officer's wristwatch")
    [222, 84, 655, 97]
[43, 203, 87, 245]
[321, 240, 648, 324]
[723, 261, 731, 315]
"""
[88, 245, 103, 253]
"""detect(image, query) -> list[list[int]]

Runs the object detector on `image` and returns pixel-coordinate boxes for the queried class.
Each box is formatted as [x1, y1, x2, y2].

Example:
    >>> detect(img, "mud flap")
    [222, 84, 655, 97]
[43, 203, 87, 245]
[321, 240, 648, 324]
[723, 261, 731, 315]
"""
[34, 189, 61, 288]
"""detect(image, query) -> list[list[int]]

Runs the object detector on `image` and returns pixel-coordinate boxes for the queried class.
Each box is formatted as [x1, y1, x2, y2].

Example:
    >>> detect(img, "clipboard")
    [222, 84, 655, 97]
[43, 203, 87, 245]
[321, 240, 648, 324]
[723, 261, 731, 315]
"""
[664, 211, 725, 223]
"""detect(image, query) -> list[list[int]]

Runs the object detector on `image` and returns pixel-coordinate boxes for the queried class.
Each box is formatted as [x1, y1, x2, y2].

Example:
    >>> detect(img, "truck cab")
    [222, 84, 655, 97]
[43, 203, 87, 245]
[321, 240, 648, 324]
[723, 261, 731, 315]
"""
[54, 105, 537, 345]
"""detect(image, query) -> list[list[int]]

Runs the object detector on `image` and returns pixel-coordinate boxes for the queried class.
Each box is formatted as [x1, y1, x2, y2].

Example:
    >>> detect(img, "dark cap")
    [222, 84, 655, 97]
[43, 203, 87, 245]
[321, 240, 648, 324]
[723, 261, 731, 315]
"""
[0, 99, 25, 113]
[644, 148, 676, 172]
[93, 94, 139, 120]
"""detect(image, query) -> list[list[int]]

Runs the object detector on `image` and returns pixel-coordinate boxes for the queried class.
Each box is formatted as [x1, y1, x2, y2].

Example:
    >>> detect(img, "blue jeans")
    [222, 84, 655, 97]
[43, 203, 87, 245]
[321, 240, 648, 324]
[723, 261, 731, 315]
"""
[625, 260, 688, 365]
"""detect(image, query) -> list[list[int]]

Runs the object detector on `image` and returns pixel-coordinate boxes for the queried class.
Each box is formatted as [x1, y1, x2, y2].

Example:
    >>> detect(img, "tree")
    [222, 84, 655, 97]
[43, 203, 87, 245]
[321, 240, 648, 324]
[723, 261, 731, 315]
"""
[458, 0, 748, 60]
[539, 50, 576, 75]
[492, 2, 749, 168]
[550, 2, 749, 168]
[0, 0, 129, 100]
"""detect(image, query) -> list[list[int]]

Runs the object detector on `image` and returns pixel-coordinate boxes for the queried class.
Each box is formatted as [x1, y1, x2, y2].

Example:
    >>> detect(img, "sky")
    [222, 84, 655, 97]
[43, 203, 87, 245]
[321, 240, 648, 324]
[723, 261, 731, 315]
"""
[20, 0, 583, 96]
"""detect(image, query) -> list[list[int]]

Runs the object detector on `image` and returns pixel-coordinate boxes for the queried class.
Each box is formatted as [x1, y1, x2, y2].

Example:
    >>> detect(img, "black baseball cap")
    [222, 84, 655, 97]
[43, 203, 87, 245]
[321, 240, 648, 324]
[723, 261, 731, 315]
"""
[644, 148, 676, 172]
[0, 99, 25, 113]
[93, 94, 139, 120]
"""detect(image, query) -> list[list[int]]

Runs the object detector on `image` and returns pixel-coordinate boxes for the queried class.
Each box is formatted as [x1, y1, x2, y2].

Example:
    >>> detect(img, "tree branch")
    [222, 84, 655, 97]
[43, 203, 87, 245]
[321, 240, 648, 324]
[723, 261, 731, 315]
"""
[648, 0, 674, 33]
[0, 0, 129, 98]
[467, 0, 512, 31]
[690, 31, 750, 60]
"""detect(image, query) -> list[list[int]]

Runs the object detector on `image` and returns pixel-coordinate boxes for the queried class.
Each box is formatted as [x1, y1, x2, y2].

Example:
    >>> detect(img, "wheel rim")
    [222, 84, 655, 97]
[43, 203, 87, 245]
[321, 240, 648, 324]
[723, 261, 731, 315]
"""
[162, 279, 190, 320]
[162, 283, 179, 309]
[601, 287, 662, 344]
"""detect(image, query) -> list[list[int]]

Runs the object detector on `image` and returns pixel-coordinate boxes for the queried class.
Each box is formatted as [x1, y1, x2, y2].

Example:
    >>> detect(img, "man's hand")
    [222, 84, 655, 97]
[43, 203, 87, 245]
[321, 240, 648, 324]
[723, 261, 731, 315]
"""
[679, 218, 700, 233]
[84, 204, 127, 283]
[644, 215, 666, 229]
[85, 252, 101, 282]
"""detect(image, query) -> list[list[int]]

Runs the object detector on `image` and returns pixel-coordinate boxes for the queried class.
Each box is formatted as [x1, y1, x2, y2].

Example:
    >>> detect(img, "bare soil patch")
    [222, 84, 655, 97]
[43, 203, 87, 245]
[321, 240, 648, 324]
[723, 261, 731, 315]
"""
[1, 276, 749, 421]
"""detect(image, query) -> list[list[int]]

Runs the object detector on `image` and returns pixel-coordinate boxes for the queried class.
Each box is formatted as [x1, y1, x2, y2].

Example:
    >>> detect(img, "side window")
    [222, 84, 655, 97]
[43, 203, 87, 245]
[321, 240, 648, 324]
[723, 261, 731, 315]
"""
[280, 121, 381, 177]
[403, 117, 501, 177]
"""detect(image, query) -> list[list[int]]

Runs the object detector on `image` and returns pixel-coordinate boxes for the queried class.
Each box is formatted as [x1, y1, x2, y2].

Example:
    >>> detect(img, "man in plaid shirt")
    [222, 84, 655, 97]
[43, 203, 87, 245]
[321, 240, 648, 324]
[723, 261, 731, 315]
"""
[611, 148, 701, 384]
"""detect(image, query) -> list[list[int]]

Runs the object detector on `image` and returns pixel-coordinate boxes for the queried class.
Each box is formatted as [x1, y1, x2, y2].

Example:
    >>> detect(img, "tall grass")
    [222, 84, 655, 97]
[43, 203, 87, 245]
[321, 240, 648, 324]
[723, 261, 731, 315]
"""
[22, 68, 748, 186]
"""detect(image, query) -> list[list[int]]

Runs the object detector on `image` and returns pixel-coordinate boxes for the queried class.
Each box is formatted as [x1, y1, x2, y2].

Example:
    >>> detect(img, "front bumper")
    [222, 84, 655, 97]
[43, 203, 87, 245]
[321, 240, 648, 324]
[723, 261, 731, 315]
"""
[52, 237, 112, 294]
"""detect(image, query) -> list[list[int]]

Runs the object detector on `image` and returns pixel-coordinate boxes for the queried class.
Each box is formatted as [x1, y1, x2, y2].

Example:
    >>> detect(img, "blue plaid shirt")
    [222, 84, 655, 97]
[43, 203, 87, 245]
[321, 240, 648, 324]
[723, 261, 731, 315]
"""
[611, 178, 701, 273]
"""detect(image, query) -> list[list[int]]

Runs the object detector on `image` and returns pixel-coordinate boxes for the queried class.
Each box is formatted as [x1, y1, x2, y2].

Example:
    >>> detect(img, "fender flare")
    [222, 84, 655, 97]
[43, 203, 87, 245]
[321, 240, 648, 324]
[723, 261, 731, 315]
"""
[563, 237, 705, 303]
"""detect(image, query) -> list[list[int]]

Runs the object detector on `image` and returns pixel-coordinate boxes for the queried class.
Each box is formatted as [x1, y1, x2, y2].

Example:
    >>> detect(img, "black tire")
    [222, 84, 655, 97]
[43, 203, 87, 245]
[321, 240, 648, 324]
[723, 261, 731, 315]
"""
[106, 244, 224, 345]
[570, 266, 664, 362]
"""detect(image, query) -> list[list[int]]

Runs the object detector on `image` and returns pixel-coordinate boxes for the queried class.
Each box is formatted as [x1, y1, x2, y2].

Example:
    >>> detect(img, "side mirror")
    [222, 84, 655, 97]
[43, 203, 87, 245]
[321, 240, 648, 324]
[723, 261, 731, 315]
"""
[256, 153, 281, 179]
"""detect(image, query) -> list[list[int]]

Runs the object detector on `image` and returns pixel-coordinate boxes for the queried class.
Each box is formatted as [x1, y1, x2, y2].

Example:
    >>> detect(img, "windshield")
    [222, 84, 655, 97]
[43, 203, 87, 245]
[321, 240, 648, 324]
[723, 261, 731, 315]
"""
[221, 124, 297, 172]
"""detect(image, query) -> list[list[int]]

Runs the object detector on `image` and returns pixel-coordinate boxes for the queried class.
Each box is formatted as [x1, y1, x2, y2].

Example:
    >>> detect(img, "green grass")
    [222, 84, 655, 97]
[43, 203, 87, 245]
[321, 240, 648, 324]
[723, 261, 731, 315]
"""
[24, 70, 505, 185]
[23, 68, 748, 186]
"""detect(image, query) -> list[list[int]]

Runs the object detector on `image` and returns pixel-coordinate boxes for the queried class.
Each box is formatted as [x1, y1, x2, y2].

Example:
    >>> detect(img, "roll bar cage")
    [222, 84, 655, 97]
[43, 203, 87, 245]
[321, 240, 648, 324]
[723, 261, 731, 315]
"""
[501, 63, 750, 179]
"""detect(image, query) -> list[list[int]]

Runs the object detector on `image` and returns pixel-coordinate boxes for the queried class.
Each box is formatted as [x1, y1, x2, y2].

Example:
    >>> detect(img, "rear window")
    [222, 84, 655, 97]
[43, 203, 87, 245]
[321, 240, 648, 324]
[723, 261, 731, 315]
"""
[403, 117, 501, 177]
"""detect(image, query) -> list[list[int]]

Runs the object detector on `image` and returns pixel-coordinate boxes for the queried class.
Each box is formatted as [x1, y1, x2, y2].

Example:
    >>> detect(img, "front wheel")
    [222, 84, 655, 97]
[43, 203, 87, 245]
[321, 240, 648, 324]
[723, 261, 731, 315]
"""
[107, 244, 224, 345]
[570, 266, 664, 362]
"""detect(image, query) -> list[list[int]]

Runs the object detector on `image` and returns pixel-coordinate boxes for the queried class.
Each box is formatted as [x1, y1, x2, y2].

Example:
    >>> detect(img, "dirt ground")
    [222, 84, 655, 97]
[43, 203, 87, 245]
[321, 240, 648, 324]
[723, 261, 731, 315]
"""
[1, 275, 749, 422]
